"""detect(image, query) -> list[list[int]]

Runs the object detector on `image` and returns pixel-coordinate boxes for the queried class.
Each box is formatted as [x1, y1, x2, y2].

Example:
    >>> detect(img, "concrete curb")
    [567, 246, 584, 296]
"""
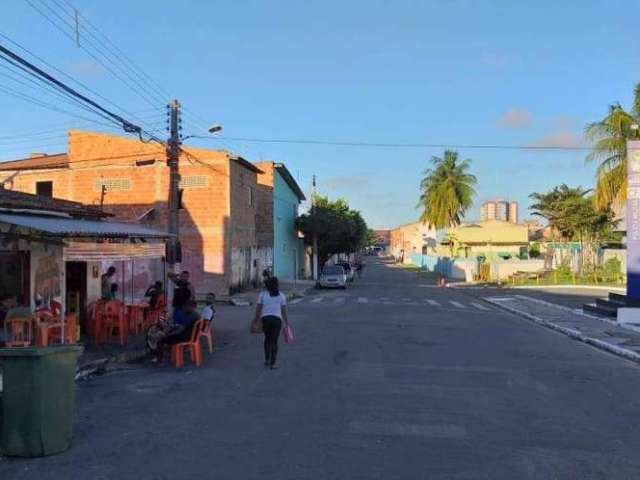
[510, 285, 626, 293]
[484, 298, 640, 364]
[512, 295, 617, 324]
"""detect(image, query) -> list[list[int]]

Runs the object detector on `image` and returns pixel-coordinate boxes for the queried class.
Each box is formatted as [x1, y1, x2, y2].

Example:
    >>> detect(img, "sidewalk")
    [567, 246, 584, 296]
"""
[484, 295, 640, 363]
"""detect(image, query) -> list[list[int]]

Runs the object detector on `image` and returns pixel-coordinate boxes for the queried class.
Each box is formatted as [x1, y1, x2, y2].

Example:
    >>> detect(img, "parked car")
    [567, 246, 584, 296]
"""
[336, 262, 355, 282]
[318, 265, 347, 289]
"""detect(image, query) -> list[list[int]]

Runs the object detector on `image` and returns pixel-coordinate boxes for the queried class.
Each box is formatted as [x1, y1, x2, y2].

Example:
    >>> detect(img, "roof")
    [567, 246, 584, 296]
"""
[0, 212, 172, 239]
[0, 153, 68, 171]
[274, 163, 306, 201]
[0, 188, 106, 218]
[231, 155, 263, 174]
[446, 219, 529, 244]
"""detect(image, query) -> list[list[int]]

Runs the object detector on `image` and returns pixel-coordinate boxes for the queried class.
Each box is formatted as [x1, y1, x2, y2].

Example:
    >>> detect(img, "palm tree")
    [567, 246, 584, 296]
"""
[585, 83, 640, 209]
[418, 150, 476, 229]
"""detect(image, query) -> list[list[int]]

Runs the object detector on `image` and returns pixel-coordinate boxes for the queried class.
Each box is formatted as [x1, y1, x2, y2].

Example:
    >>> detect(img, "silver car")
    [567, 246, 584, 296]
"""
[318, 265, 347, 289]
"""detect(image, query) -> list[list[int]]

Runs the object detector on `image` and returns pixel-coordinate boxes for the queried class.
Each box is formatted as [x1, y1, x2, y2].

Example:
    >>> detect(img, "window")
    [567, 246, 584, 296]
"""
[35, 181, 53, 198]
[179, 175, 208, 189]
[248, 186, 254, 206]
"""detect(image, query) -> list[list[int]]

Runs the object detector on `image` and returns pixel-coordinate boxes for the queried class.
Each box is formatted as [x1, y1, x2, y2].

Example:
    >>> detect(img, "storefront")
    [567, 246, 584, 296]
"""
[0, 212, 170, 335]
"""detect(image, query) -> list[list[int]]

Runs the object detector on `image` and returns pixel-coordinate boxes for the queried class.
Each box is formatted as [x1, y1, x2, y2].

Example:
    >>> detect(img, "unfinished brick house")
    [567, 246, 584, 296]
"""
[0, 130, 263, 296]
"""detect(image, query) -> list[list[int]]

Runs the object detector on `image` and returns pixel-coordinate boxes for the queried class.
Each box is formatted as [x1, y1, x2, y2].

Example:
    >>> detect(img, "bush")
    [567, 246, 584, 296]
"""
[529, 242, 541, 259]
[602, 257, 622, 278]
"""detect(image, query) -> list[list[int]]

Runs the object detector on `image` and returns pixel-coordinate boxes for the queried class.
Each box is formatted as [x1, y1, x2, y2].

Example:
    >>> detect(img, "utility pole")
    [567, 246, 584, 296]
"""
[312, 174, 318, 281]
[167, 99, 182, 273]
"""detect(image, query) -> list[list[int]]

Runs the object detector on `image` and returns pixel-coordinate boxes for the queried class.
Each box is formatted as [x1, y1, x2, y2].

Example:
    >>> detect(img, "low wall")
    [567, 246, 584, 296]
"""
[409, 254, 477, 281]
[490, 259, 545, 281]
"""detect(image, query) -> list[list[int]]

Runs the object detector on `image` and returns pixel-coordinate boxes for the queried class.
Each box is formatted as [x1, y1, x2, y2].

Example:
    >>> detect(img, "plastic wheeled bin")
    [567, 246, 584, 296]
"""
[0, 345, 83, 457]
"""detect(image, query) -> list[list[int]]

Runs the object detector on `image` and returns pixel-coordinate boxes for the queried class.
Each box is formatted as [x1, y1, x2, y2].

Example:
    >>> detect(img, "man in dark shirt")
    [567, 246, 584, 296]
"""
[169, 270, 195, 310]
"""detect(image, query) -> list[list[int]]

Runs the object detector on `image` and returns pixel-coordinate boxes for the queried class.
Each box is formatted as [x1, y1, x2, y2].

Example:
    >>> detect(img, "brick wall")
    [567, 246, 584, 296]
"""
[254, 161, 274, 248]
[5, 131, 241, 295]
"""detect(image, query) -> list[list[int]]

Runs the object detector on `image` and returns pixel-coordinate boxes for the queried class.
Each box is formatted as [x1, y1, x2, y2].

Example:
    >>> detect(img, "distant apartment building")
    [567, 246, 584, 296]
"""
[0, 130, 263, 296]
[480, 200, 518, 223]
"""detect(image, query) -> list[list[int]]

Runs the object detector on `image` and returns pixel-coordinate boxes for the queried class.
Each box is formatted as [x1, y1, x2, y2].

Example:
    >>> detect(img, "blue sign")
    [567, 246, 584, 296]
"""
[627, 141, 640, 300]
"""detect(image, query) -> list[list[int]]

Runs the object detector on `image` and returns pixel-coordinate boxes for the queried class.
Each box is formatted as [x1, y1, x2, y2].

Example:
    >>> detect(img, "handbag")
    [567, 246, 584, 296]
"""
[250, 318, 263, 334]
[283, 323, 294, 343]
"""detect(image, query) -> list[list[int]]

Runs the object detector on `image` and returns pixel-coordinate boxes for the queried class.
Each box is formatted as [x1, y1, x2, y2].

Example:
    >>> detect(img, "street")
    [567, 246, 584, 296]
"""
[3, 258, 640, 479]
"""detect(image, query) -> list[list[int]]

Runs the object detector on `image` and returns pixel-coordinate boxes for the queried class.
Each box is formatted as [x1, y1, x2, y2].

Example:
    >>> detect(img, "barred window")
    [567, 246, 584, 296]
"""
[95, 178, 131, 191]
[179, 175, 208, 189]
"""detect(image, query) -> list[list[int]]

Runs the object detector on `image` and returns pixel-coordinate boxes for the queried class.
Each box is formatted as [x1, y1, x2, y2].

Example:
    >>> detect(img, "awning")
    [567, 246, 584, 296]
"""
[0, 213, 171, 239]
[63, 241, 165, 261]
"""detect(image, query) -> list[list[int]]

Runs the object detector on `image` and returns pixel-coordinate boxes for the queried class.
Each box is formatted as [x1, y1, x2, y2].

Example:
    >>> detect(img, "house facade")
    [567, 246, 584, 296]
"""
[438, 219, 529, 259]
[0, 130, 262, 295]
[255, 162, 306, 281]
[389, 221, 438, 263]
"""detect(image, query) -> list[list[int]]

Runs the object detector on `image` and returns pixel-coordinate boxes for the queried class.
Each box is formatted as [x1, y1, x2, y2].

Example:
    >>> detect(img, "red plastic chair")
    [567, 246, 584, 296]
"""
[102, 300, 128, 345]
[199, 320, 214, 354]
[171, 319, 204, 368]
[6, 317, 33, 347]
[46, 314, 77, 345]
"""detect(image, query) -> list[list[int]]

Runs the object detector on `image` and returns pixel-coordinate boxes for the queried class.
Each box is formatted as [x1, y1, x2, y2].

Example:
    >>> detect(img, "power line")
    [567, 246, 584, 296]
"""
[0, 61, 118, 123]
[0, 32, 154, 132]
[0, 41, 164, 144]
[25, 0, 163, 111]
[194, 135, 595, 152]
[59, 0, 171, 102]
[0, 148, 163, 167]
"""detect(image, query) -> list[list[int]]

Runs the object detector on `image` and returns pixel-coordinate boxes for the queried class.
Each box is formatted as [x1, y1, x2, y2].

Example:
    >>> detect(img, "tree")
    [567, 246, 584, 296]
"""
[418, 150, 476, 229]
[296, 195, 368, 268]
[364, 229, 379, 247]
[529, 184, 618, 273]
[585, 83, 640, 209]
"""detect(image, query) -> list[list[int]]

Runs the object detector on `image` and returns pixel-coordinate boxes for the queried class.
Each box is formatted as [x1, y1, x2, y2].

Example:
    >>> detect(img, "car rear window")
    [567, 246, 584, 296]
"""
[323, 266, 344, 275]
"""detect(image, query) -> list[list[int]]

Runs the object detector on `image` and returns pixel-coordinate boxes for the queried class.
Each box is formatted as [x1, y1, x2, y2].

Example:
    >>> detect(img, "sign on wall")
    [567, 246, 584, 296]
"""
[627, 141, 640, 300]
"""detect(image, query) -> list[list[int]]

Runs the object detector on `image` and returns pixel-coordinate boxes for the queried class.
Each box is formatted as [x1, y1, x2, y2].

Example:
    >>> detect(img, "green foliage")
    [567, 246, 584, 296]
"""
[418, 150, 477, 229]
[585, 83, 640, 209]
[602, 257, 622, 277]
[364, 229, 379, 247]
[296, 195, 368, 267]
[529, 185, 616, 243]
[529, 242, 541, 259]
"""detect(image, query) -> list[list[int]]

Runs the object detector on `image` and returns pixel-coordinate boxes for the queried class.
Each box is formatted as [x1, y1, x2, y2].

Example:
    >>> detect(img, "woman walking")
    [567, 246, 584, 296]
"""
[254, 276, 289, 369]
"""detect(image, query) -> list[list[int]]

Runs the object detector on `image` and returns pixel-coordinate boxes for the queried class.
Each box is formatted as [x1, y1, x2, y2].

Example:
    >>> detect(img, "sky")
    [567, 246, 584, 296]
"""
[1, 0, 640, 228]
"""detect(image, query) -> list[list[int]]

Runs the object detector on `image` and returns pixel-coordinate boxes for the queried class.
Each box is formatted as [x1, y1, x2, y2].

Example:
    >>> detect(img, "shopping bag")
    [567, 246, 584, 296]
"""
[250, 318, 263, 334]
[283, 323, 294, 343]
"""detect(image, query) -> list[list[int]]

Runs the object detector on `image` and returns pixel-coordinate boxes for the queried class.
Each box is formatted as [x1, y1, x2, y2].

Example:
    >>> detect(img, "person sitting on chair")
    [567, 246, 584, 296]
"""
[154, 300, 200, 362]
[144, 281, 164, 309]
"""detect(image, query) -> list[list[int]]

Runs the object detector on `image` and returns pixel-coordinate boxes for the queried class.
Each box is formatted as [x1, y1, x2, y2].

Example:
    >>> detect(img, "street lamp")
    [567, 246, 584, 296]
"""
[182, 124, 223, 141]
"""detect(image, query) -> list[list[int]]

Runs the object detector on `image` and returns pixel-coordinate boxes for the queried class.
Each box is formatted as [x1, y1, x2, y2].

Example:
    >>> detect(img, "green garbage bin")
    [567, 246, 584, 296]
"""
[0, 345, 83, 457]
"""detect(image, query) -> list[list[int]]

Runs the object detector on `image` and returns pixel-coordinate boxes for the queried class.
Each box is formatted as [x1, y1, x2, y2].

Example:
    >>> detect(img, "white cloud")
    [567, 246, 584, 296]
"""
[497, 109, 533, 129]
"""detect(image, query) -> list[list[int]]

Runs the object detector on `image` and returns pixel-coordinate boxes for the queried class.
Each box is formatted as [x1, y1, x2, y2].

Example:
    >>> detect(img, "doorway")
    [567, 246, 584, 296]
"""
[66, 262, 87, 330]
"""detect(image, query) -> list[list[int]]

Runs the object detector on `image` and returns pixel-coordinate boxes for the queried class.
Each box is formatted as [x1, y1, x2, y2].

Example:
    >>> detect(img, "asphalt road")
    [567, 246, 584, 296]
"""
[2, 259, 640, 479]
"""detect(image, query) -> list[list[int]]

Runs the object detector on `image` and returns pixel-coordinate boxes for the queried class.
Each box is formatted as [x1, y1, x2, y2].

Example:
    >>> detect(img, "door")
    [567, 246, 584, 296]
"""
[65, 262, 87, 330]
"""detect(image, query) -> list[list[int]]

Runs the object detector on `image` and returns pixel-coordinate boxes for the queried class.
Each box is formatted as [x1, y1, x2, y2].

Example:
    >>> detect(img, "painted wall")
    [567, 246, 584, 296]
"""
[30, 243, 63, 309]
[409, 253, 477, 281]
[272, 169, 304, 280]
[390, 221, 438, 263]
